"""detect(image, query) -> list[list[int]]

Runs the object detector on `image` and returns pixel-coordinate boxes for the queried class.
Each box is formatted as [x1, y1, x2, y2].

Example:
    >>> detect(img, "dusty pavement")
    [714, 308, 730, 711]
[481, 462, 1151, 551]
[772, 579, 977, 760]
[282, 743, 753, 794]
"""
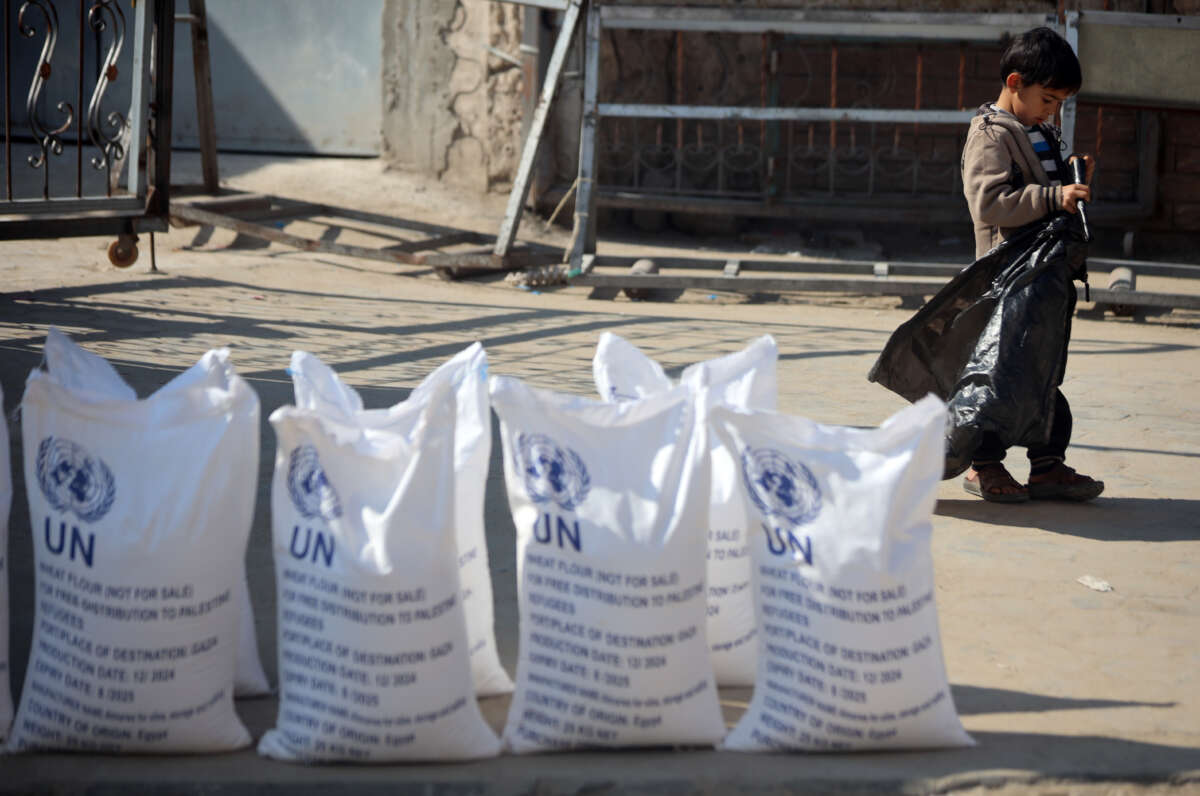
[1, 154, 1198, 794]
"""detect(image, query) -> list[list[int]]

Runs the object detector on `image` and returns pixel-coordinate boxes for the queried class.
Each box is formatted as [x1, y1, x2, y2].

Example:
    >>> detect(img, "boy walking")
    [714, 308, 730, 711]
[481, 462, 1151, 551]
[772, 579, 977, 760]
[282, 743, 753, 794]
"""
[959, 26, 1104, 503]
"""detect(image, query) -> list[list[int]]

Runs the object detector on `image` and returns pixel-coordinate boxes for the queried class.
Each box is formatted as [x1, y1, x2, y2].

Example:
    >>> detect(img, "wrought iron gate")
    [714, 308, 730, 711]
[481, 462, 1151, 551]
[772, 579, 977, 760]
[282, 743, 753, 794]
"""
[1, 0, 173, 265]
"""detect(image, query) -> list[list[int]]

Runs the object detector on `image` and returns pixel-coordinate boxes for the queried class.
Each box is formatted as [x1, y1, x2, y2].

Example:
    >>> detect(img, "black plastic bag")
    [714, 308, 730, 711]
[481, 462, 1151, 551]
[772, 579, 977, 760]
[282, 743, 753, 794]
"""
[867, 214, 1088, 478]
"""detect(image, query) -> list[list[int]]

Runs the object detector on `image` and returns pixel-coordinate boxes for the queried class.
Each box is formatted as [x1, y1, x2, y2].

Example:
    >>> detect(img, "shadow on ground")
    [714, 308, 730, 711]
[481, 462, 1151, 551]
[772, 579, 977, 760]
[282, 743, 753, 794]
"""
[950, 684, 1175, 715]
[935, 497, 1200, 542]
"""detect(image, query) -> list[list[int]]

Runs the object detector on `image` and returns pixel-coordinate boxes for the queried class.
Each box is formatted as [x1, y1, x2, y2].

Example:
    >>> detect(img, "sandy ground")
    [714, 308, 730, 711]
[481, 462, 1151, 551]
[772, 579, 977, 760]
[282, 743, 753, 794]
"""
[0, 153, 1198, 794]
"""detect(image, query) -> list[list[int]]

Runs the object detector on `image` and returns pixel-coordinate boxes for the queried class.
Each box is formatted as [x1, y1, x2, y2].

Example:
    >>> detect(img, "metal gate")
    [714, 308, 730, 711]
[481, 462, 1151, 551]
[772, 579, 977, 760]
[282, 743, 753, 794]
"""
[1, 0, 174, 264]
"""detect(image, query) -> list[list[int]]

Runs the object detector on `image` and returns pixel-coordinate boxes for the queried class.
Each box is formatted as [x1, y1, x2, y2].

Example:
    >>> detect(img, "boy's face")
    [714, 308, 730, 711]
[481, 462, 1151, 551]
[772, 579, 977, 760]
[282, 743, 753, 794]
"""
[1006, 73, 1074, 127]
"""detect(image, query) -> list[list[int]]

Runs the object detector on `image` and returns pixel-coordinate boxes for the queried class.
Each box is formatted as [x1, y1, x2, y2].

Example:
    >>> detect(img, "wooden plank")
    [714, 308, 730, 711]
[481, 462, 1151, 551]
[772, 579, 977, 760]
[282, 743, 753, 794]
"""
[178, 193, 272, 214]
[188, 0, 220, 193]
[169, 203, 426, 265]
[424, 249, 563, 269]
[381, 231, 480, 254]
[494, 0, 583, 256]
[326, 205, 485, 239]
[171, 202, 563, 270]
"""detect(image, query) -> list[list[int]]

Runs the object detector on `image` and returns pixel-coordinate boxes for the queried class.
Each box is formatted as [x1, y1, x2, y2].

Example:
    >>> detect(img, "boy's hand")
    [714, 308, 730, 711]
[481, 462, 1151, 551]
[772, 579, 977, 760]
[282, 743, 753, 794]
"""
[1070, 153, 1095, 184]
[1061, 182, 1091, 214]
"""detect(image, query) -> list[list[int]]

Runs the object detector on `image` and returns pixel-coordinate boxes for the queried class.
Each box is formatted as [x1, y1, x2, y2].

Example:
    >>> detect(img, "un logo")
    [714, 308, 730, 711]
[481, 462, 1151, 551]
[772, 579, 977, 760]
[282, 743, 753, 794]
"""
[741, 447, 821, 526]
[36, 437, 117, 524]
[287, 445, 343, 521]
[516, 433, 591, 511]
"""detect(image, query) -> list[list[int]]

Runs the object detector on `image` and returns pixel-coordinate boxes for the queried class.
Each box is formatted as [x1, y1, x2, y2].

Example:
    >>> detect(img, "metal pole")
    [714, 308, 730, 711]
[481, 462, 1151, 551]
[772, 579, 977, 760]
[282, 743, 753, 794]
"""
[77, 0, 83, 197]
[494, 0, 584, 257]
[126, 0, 153, 197]
[4, 0, 11, 200]
[956, 43, 965, 110]
[567, 0, 599, 269]
[675, 29, 683, 193]
[1060, 10, 1079, 153]
[828, 42, 837, 194]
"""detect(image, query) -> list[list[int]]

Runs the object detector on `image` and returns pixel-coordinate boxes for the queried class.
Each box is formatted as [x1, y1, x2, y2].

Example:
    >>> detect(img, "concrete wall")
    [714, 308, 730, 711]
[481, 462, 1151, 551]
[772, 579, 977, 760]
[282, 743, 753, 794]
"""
[381, 0, 526, 192]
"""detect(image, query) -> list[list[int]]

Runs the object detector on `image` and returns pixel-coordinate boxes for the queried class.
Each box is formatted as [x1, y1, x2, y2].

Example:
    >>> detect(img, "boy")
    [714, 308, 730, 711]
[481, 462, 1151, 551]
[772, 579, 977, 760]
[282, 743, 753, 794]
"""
[958, 26, 1104, 503]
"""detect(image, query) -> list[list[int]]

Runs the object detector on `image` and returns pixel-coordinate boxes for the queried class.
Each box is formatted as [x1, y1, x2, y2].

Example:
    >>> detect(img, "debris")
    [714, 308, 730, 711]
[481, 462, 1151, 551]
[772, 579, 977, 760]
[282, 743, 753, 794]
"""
[1077, 575, 1114, 592]
[625, 258, 658, 301]
[505, 264, 568, 288]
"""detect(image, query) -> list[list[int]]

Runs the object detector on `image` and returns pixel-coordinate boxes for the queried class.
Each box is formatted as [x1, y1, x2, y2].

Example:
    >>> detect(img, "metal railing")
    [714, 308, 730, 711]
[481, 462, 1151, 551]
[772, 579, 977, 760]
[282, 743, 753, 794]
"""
[564, 5, 1173, 269]
[1, 0, 173, 252]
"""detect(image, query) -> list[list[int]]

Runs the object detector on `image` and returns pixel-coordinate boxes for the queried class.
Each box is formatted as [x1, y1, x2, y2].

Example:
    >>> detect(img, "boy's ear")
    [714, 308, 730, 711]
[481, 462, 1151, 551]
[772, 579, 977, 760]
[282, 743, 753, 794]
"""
[1004, 72, 1023, 91]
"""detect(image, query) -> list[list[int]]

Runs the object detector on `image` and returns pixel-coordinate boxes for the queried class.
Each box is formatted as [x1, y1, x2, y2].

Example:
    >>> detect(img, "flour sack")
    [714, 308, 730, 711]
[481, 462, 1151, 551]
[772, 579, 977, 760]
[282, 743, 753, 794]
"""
[284, 346, 512, 696]
[257, 370, 500, 762]
[491, 375, 724, 752]
[593, 333, 778, 685]
[7, 329, 255, 753]
[713, 396, 973, 751]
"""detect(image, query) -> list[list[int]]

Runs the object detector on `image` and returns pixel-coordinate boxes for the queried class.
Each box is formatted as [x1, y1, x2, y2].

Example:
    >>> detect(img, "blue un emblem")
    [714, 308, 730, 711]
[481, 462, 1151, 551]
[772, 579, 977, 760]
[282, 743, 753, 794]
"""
[36, 437, 116, 524]
[741, 446, 822, 526]
[516, 433, 591, 511]
[287, 445, 343, 521]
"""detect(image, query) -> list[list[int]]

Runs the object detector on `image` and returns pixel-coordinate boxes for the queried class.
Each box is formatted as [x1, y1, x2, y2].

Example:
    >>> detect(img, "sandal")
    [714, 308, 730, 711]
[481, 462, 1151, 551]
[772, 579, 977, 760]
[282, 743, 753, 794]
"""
[1027, 463, 1105, 502]
[963, 463, 1029, 503]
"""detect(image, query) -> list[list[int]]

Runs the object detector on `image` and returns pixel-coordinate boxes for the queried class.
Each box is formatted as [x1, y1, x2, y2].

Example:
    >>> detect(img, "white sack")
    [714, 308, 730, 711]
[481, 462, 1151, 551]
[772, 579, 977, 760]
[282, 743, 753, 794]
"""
[13, 332, 272, 699]
[7, 329, 255, 753]
[233, 577, 270, 697]
[593, 333, 778, 686]
[713, 395, 973, 751]
[0, 384, 12, 740]
[285, 346, 512, 696]
[491, 375, 724, 752]
[258, 368, 500, 762]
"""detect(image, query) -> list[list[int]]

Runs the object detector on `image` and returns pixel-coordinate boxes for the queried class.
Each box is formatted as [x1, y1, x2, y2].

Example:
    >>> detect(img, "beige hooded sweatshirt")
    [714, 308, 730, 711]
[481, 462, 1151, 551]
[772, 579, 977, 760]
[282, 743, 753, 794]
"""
[961, 104, 1067, 258]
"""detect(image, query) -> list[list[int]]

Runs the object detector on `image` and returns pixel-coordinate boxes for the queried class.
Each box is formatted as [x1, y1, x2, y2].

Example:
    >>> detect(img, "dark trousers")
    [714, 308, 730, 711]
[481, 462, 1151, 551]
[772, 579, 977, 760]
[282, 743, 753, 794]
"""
[972, 389, 1073, 470]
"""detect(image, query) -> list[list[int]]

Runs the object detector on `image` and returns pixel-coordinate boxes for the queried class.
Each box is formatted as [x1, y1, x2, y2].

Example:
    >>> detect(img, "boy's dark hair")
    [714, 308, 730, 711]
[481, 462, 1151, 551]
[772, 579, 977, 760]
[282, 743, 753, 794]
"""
[999, 27, 1082, 92]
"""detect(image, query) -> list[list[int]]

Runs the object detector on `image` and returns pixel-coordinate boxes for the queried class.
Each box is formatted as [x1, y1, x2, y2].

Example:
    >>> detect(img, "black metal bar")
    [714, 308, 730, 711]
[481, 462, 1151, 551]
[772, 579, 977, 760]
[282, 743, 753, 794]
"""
[76, 0, 83, 197]
[148, 0, 174, 216]
[0, 209, 166, 239]
[1, 0, 173, 234]
[87, 0, 128, 197]
[4, 0, 11, 200]
[22, 0, 67, 200]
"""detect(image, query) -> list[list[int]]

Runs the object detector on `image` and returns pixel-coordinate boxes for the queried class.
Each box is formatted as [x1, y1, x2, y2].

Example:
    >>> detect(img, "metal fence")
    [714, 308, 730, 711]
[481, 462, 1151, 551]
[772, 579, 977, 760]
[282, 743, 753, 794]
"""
[1, 0, 173, 256]
[561, 6, 1166, 268]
